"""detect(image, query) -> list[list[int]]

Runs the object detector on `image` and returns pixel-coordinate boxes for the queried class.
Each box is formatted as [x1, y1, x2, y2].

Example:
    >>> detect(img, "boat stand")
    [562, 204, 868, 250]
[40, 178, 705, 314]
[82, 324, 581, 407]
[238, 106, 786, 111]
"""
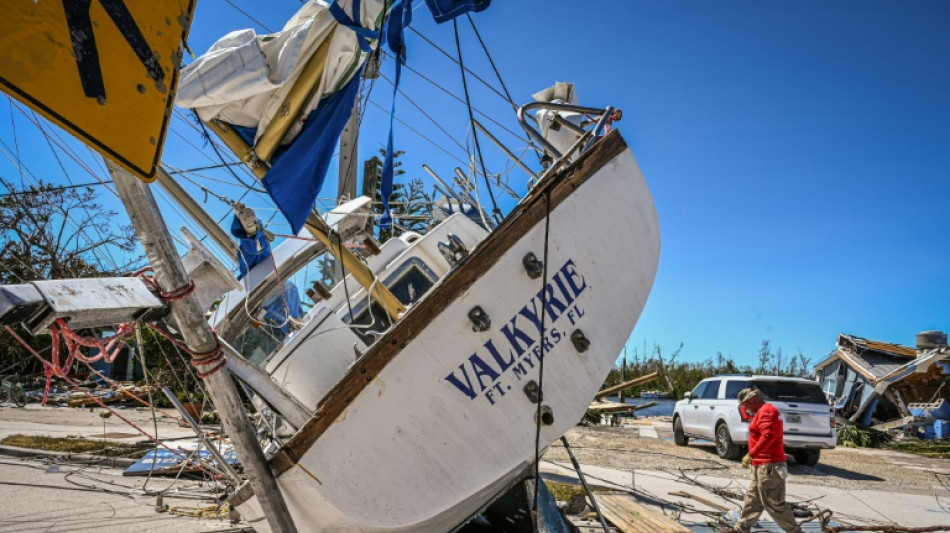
[561, 436, 612, 533]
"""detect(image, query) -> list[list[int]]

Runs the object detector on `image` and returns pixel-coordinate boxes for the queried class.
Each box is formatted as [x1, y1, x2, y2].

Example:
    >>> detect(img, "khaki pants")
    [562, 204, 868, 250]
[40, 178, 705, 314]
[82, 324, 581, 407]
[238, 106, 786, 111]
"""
[734, 462, 803, 533]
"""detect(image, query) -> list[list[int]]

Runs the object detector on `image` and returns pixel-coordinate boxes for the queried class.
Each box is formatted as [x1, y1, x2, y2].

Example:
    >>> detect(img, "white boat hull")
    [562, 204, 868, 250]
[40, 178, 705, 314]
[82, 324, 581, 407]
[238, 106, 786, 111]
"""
[235, 133, 660, 532]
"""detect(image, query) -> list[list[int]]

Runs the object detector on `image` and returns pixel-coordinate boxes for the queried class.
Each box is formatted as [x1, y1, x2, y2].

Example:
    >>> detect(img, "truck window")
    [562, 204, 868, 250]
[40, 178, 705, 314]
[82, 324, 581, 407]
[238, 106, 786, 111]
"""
[700, 380, 721, 399]
[725, 380, 752, 400]
[691, 381, 710, 398]
[756, 381, 828, 404]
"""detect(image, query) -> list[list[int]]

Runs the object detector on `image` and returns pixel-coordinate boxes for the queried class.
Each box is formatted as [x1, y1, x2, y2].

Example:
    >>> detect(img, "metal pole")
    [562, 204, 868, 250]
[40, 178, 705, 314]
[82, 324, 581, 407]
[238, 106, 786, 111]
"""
[560, 436, 611, 533]
[422, 164, 466, 205]
[220, 341, 311, 429]
[162, 386, 242, 482]
[473, 120, 538, 180]
[106, 160, 299, 533]
[338, 97, 360, 202]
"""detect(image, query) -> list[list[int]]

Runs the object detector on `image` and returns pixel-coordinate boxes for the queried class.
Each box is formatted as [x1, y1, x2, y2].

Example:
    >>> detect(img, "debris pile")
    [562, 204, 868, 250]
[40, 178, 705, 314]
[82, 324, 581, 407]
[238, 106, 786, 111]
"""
[816, 331, 950, 437]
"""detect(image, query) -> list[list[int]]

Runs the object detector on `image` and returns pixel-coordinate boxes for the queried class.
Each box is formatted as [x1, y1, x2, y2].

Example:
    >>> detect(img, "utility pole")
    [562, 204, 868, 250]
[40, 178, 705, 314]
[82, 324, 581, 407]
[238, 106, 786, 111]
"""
[106, 160, 299, 533]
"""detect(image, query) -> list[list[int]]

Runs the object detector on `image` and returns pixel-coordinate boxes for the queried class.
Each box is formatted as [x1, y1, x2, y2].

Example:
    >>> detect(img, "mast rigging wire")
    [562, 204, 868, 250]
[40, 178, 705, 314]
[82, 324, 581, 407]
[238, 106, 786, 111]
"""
[377, 71, 468, 153]
[532, 191, 552, 512]
[464, 14, 517, 110]
[222, 0, 274, 32]
[383, 50, 529, 144]
[30, 110, 123, 271]
[453, 19, 501, 221]
[408, 26, 513, 108]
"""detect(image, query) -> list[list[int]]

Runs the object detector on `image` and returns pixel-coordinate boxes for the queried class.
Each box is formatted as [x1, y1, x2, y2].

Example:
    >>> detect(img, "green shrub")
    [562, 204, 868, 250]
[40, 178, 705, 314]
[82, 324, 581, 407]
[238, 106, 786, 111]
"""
[837, 424, 870, 448]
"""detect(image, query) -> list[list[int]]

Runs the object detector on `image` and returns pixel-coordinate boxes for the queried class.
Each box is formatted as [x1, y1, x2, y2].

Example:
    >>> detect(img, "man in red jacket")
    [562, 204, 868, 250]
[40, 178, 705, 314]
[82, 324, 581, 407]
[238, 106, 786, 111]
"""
[722, 388, 803, 533]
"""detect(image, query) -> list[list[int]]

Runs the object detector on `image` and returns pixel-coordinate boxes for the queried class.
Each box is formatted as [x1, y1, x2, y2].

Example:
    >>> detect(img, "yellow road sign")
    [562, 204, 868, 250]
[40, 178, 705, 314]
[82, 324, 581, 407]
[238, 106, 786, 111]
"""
[0, 1, 197, 182]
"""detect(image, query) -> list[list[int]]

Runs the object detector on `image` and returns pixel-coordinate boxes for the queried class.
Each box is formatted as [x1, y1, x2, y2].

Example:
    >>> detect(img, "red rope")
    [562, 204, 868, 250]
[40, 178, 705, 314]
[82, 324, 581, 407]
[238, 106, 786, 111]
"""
[134, 267, 196, 302]
[4, 325, 218, 477]
[23, 266, 227, 403]
[146, 322, 227, 379]
[134, 267, 226, 377]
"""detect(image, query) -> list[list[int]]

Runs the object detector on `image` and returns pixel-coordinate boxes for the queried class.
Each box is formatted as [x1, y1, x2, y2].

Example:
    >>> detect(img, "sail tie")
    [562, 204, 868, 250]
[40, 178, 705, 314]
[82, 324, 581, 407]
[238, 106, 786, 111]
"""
[328, 0, 377, 52]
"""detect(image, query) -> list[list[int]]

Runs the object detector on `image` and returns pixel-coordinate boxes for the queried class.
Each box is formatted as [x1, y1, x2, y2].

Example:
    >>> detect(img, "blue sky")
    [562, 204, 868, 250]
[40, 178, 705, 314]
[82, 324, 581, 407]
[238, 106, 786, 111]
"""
[1, 1, 948, 367]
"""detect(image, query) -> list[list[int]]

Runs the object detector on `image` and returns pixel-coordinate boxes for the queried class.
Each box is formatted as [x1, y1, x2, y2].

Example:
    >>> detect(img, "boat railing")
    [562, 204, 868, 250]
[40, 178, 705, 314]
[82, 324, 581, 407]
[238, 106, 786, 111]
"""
[516, 101, 617, 161]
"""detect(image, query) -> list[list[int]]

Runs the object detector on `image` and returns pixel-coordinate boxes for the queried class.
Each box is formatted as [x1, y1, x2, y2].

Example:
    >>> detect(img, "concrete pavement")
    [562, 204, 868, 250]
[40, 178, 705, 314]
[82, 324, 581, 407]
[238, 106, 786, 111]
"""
[0, 459, 244, 532]
[541, 459, 950, 532]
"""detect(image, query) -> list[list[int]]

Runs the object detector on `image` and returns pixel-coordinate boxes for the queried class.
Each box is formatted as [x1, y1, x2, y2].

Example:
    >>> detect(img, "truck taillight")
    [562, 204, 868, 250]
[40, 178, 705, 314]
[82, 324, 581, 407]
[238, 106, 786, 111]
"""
[830, 416, 836, 428]
[739, 405, 752, 422]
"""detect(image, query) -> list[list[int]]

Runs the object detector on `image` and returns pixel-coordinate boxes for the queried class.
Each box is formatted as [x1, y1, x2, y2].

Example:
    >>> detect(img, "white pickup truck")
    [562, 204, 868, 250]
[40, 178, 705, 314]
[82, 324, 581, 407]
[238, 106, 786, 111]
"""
[672, 375, 836, 466]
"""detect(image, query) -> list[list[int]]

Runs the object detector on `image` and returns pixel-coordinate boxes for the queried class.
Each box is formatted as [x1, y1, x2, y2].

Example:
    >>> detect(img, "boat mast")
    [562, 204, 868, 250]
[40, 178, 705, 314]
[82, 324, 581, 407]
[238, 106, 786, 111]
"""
[337, 97, 360, 203]
[106, 160, 300, 533]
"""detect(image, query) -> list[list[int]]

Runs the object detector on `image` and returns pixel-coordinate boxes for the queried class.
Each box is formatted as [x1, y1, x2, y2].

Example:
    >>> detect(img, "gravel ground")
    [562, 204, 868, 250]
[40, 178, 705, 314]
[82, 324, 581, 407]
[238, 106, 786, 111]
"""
[543, 420, 950, 496]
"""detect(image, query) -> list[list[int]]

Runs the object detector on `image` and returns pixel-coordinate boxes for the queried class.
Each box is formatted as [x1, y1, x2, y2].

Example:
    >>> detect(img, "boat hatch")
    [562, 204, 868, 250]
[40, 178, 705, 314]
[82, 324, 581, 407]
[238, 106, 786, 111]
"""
[341, 257, 438, 345]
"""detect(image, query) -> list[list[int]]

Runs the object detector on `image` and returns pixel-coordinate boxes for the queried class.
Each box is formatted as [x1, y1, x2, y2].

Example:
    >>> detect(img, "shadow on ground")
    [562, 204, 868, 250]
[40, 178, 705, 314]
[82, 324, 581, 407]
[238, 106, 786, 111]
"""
[689, 443, 886, 482]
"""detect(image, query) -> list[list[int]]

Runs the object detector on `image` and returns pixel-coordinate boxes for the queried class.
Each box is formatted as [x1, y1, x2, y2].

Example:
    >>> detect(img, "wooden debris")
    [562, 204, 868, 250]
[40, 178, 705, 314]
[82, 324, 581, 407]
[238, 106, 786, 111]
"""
[587, 400, 657, 413]
[596, 492, 692, 533]
[667, 490, 731, 512]
[594, 373, 659, 399]
[872, 416, 917, 432]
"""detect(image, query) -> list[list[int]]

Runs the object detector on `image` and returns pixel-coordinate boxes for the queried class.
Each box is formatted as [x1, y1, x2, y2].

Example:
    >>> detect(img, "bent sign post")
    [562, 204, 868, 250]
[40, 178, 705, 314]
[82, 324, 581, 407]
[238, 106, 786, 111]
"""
[0, 3, 304, 530]
[0, 1, 196, 181]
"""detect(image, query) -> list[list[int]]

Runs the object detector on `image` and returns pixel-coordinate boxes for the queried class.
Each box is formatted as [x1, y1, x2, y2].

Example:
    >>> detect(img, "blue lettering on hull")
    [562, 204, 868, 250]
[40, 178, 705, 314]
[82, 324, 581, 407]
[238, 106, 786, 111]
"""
[443, 259, 589, 405]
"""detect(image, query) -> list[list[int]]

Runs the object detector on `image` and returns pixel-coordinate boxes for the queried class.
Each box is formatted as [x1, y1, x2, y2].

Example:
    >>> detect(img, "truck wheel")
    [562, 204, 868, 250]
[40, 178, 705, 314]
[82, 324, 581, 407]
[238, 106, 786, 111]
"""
[792, 449, 820, 466]
[673, 417, 688, 446]
[716, 423, 742, 460]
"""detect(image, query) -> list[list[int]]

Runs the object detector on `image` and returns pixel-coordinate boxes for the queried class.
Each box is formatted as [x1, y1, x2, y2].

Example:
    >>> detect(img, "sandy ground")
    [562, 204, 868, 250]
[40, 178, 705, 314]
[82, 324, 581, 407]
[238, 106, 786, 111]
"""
[0, 405, 241, 532]
[0, 459, 241, 533]
[544, 420, 950, 495]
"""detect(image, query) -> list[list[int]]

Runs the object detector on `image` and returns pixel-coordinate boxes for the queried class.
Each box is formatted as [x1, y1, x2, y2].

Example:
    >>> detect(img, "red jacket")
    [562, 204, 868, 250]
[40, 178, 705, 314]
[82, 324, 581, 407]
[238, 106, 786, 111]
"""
[748, 402, 786, 465]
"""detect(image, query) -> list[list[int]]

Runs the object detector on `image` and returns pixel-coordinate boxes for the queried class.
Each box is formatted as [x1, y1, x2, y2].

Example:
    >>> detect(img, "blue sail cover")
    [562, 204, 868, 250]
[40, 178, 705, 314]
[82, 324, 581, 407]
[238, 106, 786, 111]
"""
[424, 0, 491, 23]
[230, 214, 272, 279]
[229, 73, 364, 235]
[263, 74, 363, 234]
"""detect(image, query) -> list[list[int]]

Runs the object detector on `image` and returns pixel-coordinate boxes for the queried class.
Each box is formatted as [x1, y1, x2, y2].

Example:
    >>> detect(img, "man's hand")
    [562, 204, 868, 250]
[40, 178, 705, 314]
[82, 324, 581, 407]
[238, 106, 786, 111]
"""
[741, 454, 752, 469]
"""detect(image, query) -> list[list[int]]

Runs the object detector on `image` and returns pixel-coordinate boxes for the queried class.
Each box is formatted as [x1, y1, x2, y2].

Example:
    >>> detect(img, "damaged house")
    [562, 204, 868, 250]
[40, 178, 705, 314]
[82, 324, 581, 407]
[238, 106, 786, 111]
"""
[815, 331, 950, 427]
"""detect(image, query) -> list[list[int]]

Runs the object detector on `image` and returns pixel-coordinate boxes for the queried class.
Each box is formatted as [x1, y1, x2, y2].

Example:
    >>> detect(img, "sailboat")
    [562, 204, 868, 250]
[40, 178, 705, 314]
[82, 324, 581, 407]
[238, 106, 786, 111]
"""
[0, 1, 659, 531]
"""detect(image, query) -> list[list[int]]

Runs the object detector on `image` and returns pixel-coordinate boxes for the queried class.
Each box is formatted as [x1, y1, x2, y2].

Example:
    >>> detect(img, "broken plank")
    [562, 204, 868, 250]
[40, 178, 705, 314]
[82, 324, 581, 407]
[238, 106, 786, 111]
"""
[872, 416, 917, 432]
[667, 490, 731, 512]
[588, 401, 657, 413]
[597, 492, 692, 533]
[595, 373, 659, 399]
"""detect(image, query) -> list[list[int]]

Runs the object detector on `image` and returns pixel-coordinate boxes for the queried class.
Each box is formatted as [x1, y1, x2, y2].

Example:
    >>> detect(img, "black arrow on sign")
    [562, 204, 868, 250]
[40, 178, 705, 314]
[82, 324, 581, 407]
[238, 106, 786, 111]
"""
[62, 0, 166, 102]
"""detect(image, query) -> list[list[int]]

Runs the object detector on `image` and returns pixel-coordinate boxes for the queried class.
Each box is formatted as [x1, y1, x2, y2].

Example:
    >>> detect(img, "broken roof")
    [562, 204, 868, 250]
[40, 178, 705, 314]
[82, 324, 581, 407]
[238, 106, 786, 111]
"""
[815, 334, 918, 381]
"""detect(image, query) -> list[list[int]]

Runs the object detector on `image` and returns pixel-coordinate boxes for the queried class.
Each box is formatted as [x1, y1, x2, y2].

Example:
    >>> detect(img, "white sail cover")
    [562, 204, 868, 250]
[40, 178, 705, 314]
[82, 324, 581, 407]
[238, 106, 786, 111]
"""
[177, 0, 386, 147]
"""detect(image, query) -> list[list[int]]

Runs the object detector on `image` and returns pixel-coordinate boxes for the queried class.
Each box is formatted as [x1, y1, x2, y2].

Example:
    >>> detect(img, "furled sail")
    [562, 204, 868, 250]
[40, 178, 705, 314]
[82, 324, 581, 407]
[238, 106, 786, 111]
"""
[178, 0, 400, 234]
[177, 0, 492, 234]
